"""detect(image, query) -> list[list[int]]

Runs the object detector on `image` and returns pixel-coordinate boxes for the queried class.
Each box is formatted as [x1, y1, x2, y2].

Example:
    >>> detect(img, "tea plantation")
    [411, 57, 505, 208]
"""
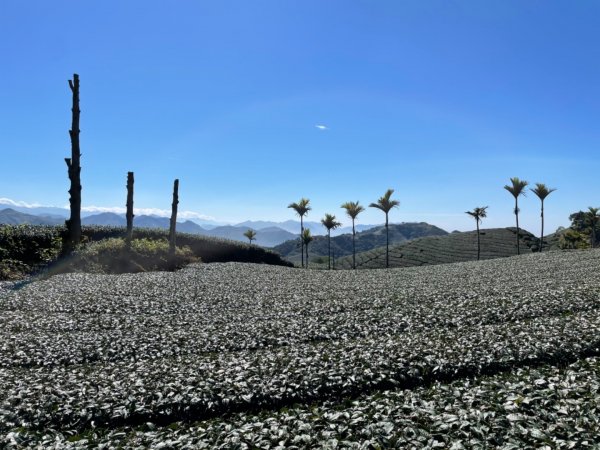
[336, 227, 545, 270]
[1, 249, 599, 448]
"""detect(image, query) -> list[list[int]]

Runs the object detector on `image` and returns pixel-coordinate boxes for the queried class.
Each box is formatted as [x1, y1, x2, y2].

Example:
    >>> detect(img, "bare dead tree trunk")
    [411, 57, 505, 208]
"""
[169, 179, 179, 255]
[64, 73, 82, 254]
[126, 172, 134, 248]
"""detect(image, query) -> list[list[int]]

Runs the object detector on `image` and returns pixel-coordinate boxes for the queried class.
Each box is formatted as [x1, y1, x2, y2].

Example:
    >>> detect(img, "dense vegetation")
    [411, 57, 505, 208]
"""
[1, 249, 599, 446]
[0, 224, 291, 280]
[555, 209, 600, 250]
[336, 227, 542, 270]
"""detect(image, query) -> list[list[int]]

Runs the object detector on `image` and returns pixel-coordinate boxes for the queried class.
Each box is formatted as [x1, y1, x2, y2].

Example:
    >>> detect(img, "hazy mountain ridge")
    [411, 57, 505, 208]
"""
[0, 209, 296, 247]
[235, 220, 377, 236]
[0, 208, 64, 226]
[272, 222, 449, 262]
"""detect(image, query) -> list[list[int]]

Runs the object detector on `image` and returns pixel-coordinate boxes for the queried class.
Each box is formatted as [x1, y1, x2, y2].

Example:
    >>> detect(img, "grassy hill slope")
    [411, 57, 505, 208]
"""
[336, 227, 540, 269]
[273, 222, 448, 263]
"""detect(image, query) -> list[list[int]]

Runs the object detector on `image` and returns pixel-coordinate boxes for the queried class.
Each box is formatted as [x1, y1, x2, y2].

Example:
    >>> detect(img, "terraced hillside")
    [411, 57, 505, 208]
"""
[273, 222, 448, 264]
[337, 227, 541, 269]
[1, 249, 599, 447]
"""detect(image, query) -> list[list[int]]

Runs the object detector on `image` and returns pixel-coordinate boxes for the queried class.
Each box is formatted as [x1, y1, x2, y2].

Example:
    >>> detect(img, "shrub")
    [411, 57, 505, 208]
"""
[558, 229, 590, 250]
[66, 237, 199, 274]
[0, 259, 32, 280]
[0, 225, 62, 266]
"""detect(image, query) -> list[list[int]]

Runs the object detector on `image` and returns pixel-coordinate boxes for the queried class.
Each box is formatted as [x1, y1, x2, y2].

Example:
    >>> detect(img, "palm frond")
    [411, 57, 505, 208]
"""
[531, 183, 556, 201]
[465, 206, 488, 223]
[243, 229, 257, 242]
[504, 177, 529, 198]
[369, 189, 400, 213]
[301, 228, 313, 244]
[287, 198, 311, 217]
[341, 201, 365, 219]
[321, 213, 341, 231]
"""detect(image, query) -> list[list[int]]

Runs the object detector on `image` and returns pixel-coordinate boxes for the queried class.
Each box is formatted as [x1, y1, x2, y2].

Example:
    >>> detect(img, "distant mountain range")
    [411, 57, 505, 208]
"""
[236, 220, 376, 236]
[0, 208, 65, 226]
[0, 208, 296, 247]
[0, 208, 450, 250]
[272, 222, 449, 263]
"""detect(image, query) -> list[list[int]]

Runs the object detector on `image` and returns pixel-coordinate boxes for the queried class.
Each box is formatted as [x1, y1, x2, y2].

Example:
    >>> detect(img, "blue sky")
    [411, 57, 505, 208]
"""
[1, 1, 598, 232]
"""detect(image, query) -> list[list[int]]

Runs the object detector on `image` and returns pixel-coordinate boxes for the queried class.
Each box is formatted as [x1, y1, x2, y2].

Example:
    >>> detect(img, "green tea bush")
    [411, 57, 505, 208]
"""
[0, 225, 63, 278]
[0, 259, 31, 280]
[66, 237, 199, 274]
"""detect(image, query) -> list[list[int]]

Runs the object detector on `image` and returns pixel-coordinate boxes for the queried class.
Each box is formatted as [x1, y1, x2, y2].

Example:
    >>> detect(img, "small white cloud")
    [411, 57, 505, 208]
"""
[80, 205, 216, 221]
[315, 124, 328, 130]
[0, 198, 45, 208]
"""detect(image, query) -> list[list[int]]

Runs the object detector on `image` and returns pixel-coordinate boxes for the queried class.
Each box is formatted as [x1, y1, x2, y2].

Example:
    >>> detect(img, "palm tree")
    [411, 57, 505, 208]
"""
[369, 189, 400, 268]
[243, 229, 257, 245]
[530, 183, 556, 252]
[465, 206, 488, 261]
[301, 228, 313, 268]
[585, 207, 600, 248]
[504, 177, 529, 255]
[341, 201, 365, 270]
[321, 213, 342, 270]
[288, 198, 311, 268]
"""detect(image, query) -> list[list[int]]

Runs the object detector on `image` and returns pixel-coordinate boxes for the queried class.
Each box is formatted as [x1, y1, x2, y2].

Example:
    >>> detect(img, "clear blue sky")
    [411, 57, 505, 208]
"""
[1, 1, 598, 232]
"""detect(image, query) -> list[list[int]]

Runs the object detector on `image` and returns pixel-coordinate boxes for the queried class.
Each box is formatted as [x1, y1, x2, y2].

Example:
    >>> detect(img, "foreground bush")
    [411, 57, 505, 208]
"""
[65, 237, 199, 274]
[0, 225, 62, 278]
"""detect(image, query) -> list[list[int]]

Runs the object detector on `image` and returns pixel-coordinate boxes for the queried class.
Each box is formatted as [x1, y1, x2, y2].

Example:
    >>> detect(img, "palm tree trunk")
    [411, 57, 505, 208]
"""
[515, 198, 520, 255]
[476, 220, 480, 261]
[540, 200, 544, 252]
[328, 230, 331, 270]
[305, 242, 309, 268]
[385, 214, 389, 268]
[300, 216, 304, 268]
[352, 220, 356, 270]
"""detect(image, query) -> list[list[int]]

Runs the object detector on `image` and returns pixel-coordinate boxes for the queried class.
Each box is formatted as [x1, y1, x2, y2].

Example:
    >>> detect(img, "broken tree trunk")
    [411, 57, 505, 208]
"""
[126, 172, 134, 248]
[64, 73, 82, 254]
[169, 179, 179, 255]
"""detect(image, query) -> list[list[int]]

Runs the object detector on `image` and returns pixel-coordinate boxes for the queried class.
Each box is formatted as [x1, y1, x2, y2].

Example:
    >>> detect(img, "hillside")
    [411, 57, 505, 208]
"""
[336, 227, 541, 269]
[0, 208, 64, 226]
[273, 222, 448, 263]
